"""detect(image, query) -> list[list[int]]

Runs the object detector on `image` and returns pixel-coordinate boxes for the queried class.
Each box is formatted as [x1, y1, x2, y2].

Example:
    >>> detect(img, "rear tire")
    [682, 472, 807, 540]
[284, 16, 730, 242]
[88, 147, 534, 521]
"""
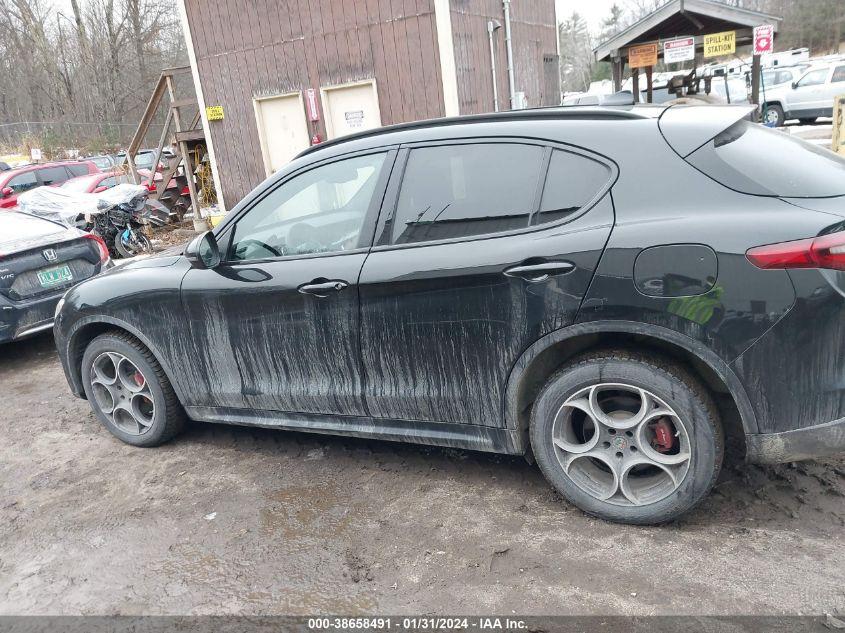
[114, 231, 152, 258]
[530, 350, 723, 525]
[81, 332, 186, 447]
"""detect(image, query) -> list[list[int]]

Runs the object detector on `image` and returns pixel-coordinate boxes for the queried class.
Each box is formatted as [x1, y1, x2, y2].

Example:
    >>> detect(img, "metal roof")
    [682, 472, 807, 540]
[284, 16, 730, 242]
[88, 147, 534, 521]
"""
[594, 0, 781, 62]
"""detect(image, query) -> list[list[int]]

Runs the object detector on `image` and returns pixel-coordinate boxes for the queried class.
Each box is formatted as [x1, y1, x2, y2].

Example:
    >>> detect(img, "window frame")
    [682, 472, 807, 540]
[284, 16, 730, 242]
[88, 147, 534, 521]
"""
[218, 146, 399, 265]
[371, 136, 617, 252]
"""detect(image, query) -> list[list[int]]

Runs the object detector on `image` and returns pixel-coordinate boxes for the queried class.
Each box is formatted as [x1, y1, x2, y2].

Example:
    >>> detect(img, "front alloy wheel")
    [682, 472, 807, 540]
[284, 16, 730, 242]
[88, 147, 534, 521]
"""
[90, 351, 156, 436]
[82, 332, 186, 447]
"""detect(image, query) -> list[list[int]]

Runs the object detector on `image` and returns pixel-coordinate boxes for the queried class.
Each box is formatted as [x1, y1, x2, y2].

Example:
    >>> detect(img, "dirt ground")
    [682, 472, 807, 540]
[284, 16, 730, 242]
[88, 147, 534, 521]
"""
[1, 333, 844, 616]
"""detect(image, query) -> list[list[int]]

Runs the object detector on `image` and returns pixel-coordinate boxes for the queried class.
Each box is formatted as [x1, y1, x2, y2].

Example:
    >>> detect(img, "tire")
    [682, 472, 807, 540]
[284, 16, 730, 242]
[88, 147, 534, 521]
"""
[81, 331, 186, 447]
[530, 350, 723, 525]
[114, 231, 152, 258]
[763, 104, 784, 127]
[798, 117, 817, 125]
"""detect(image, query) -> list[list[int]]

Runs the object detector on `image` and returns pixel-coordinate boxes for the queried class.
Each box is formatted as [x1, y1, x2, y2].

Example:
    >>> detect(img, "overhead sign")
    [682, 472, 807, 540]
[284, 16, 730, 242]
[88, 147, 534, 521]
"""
[205, 105, 224, 121]
[664, 37, 695, 63]
[753, 24, 775, 55]
[305, 88, 320, 122]
[628, 42, 658, 68]
[703, 31, 736, 58]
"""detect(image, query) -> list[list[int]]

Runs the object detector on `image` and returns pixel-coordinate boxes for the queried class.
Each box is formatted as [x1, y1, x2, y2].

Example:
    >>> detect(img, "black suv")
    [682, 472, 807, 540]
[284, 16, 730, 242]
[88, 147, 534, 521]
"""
[55, 105, 845, 524]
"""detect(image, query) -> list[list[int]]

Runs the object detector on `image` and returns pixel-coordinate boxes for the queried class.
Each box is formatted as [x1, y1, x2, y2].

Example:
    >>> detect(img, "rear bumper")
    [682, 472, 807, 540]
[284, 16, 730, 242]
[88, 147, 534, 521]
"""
[0, 292, 61, 344]
[746, 418, 845, 464]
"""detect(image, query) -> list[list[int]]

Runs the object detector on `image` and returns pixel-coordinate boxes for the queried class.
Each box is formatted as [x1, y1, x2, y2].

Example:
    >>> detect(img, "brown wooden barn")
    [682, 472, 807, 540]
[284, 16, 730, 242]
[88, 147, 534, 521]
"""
[177, 0, 561, 208]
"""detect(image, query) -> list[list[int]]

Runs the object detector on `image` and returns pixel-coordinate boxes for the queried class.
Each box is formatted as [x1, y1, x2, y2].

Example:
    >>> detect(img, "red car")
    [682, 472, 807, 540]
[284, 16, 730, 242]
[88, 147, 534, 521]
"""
[0, 161, 100, 209]
[60, 170, 133, 194]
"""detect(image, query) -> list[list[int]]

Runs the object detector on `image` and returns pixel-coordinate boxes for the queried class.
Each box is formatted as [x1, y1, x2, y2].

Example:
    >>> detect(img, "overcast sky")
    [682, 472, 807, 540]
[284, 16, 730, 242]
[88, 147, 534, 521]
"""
[555, 0, 626, 33]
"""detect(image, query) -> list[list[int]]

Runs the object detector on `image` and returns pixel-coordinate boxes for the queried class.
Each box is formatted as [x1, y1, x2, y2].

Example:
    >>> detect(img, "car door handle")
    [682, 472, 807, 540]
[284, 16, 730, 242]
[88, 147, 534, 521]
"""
[503, 261, 575, 282]
[298, 279, 349, 297]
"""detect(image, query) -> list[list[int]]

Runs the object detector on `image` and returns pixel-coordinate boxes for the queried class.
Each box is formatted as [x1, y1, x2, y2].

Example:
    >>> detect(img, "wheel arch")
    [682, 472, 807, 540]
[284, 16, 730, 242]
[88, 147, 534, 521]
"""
[64, 315, 187, 405]
[503, 321, 757, 456]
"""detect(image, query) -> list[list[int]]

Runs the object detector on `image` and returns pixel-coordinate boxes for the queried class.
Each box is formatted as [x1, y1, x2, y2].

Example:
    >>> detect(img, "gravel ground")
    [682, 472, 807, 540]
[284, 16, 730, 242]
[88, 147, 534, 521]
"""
[1, 333, 844, 616]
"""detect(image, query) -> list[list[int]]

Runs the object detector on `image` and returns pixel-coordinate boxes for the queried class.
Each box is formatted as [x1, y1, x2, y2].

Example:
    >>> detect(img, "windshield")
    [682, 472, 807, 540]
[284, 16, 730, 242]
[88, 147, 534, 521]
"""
[61, 176, 94, 192]
[686, 119, 845, 198]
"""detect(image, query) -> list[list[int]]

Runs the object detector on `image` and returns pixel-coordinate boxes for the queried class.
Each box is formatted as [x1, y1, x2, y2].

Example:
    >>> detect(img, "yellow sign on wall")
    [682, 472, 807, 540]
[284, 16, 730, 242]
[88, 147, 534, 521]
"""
[205, 105, 225, 121]
[628, 42, 659, 68]
[703, 31, 736, 58]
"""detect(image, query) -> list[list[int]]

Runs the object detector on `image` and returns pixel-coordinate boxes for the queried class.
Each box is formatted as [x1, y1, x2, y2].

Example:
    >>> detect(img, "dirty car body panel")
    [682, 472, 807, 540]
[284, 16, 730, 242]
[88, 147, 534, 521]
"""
[55, 105, 845, 465]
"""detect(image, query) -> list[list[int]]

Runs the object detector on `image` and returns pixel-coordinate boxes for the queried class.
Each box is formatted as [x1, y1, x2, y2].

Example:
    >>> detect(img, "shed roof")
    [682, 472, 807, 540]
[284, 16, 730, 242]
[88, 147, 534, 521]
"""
[594, 0, 781, 62]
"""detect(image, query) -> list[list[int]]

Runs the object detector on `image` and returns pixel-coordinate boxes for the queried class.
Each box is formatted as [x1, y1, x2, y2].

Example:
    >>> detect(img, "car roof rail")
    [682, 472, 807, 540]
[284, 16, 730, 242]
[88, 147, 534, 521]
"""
[296, 104, 650, 159]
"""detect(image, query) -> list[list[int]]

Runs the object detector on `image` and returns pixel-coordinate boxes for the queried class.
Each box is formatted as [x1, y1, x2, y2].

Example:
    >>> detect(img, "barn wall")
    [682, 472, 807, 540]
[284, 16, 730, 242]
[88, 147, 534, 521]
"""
[450, 0, 559, 115]
[184, 0, 446, 205]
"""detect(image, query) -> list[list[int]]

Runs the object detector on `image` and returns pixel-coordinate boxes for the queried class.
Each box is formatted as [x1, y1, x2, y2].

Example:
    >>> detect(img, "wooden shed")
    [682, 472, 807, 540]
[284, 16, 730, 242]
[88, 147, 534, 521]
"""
[178, 0, 561, 209]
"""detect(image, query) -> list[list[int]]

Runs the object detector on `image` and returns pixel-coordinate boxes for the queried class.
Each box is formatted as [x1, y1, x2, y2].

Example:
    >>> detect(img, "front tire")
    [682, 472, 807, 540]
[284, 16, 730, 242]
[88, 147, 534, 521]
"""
[81, 332, 186, 447]
[530, 351, 723, 525]
[763, 104, 784, 127]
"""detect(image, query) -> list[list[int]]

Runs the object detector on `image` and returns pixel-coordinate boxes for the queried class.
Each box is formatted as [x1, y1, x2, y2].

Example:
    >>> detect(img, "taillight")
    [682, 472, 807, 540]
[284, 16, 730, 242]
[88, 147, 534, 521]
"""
[83, 233, 110, 263]
[746, 232, 845, 271]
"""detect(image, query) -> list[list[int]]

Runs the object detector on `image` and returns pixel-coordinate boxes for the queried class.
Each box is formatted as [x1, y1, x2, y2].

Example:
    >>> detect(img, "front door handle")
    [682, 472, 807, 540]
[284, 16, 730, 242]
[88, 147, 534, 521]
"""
[298, 279, 349, 297]
[503, 261, 575, 282]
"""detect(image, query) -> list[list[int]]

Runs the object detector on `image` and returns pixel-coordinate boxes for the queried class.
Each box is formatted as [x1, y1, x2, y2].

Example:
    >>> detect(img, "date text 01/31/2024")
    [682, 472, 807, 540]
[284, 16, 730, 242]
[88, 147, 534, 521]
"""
[307, 617, 528, 630]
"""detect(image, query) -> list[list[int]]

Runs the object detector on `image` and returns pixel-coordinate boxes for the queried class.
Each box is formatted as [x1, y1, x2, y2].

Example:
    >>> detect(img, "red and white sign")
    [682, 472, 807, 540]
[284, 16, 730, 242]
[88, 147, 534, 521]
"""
[753, 25, 774, 55]
[663, 37, 695, 64]
[305, 88, 321, 122]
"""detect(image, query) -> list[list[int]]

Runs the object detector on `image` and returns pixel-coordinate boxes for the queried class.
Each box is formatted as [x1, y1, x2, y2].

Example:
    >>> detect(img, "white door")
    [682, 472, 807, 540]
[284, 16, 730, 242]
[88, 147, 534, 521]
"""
[788, 68, 830, 113]
[321, 81, 382, 139]
[254, 93, 310, 176]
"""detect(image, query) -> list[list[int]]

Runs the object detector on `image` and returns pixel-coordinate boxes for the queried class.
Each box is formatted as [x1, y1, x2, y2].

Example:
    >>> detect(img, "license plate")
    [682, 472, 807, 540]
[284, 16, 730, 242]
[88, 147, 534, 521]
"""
[37, 264, 73, 288]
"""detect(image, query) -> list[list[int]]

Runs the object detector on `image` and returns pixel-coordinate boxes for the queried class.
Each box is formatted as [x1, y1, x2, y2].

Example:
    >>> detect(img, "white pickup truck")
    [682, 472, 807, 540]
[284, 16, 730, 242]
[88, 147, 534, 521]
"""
[762, 63, 845, 126]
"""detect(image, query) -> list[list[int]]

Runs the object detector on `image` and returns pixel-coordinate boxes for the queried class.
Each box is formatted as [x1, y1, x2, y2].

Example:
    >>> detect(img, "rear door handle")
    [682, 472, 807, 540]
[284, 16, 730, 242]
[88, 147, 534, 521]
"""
[297, 279, 349, 297]
[503, 261, 575, 282]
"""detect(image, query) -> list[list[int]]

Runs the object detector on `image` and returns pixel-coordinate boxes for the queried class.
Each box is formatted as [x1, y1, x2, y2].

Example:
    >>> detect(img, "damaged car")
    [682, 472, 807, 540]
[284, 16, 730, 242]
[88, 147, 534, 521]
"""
[0, 212, 110, 343]
[55, 104, 845, 524]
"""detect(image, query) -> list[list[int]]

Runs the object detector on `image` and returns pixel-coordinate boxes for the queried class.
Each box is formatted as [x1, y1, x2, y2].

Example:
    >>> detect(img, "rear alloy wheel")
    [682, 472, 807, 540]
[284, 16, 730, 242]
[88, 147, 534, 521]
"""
[530, 352, 723, 524]
[82, 332, 185, 446]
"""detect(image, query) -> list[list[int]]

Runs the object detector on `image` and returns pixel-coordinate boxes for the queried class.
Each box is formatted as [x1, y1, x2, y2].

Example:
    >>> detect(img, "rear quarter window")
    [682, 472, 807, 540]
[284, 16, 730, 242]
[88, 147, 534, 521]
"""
[686, 119, 845, 198]
[536, 150, 612, 225]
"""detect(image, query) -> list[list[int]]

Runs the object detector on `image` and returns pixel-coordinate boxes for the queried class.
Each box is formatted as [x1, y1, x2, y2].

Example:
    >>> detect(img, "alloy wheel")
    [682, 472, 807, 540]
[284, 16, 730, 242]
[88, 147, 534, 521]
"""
[551, 383, 691, 506]
[90, 351, 156, 436]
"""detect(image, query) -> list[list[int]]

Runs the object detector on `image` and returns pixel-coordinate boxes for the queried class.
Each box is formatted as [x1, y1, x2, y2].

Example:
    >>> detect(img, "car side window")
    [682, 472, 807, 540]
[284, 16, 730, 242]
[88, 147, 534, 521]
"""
[797, 69, 828, 87]
[67, 164, 89, 177]
[535, 150, 612, 226]
[390, 143, 544, 245]
[38, 166, 71, 185]
[7, 171, 37, 193]
[230, 152, 387, 261]
[833, 66, 845, 84]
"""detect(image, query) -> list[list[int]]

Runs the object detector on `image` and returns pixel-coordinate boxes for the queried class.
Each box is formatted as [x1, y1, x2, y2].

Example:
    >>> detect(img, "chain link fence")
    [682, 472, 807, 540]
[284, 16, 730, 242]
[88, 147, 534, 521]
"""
[0, 121, 166, 160]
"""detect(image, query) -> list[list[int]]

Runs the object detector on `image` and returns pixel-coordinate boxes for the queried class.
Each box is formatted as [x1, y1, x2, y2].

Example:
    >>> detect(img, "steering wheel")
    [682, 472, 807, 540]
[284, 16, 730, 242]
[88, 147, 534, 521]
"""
[236, 238, 283, 259]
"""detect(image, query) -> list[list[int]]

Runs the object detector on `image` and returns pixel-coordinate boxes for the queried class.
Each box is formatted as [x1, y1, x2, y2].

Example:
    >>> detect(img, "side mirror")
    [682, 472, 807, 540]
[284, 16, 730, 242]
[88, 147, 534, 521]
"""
[1, 187, 12, 198]
[185, 231, 221, 269]
[792, 81, 799, 89]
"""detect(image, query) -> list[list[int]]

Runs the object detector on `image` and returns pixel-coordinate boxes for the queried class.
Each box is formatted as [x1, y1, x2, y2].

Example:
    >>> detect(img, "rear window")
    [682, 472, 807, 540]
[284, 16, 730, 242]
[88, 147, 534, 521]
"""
[686, 120, 845, 198]
[67, 163, 89, 177]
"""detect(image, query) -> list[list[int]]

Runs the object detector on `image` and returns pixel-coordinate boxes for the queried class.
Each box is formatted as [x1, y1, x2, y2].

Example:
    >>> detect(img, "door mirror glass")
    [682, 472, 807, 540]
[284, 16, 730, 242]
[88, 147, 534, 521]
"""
[185, 231, 221, 269]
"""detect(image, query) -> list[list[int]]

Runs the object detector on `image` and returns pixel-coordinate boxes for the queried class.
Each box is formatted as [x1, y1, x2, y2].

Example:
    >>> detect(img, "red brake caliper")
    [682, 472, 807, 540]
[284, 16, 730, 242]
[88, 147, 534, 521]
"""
[133, 371, 145, 388]
[650, 418, 677, 453]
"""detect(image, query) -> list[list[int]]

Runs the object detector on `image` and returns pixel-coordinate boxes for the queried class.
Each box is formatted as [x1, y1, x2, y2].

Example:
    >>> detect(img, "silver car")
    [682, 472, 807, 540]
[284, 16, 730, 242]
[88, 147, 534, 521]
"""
[762, 63, 845, 126]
